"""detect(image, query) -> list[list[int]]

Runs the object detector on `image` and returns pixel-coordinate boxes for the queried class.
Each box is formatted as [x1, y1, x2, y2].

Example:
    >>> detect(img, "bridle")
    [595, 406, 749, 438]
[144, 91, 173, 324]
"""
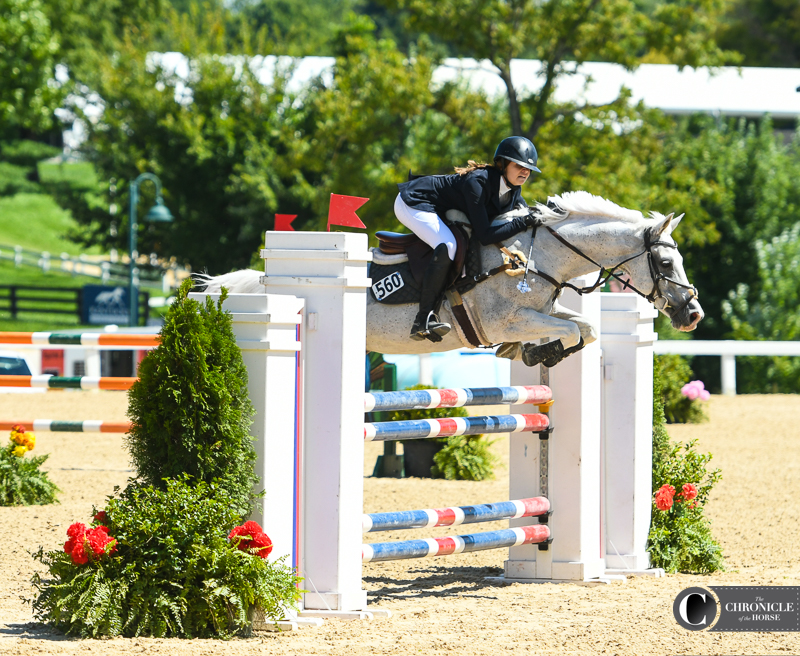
[508, 223, 699, 318]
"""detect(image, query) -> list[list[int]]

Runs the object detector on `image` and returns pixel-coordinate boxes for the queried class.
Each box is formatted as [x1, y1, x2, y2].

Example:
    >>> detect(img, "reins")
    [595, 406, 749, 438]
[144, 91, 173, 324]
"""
[497, 222, 699, 317]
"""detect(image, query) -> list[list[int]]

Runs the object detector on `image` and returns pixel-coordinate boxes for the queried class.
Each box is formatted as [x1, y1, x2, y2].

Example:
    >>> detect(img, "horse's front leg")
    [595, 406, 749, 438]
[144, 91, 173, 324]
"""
[495, 306, 582, 349]
[495, 304, 587, 367]
[549, 300, 598, 346]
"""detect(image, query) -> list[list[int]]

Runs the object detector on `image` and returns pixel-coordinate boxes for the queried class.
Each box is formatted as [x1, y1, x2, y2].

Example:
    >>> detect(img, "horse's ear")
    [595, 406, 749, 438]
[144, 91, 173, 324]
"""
[654, 213, 673, 237]
[670, 213, 685, 230]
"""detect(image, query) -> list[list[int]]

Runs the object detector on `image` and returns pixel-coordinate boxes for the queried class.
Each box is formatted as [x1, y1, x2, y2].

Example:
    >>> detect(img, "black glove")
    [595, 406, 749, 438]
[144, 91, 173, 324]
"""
[524, 210, 541, 228]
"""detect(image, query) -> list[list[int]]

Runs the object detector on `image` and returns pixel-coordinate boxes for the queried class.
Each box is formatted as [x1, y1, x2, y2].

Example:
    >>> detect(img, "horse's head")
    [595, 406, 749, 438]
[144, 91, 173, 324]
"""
[624, 213, 703, 332]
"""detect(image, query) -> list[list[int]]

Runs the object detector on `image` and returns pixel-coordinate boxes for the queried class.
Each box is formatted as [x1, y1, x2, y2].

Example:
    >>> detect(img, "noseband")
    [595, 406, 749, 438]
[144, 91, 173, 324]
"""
[516, 225, 699, 317]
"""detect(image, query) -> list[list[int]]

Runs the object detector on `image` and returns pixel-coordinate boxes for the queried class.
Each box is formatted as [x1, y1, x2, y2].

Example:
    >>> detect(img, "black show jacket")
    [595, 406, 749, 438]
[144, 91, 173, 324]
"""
[397, 166, 529, 245]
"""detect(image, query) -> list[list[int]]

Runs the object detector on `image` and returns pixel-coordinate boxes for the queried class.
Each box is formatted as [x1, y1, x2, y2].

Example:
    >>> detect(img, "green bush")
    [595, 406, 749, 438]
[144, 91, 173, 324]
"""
[0, 139, 60, 167]
[647, 368, 724, 573]
[0, 427, 58, 506]
[390, 384, 497, 480]
[0, 161, 41, 196]
[125, 280, 258, 516]
[656, 354, 708, 424]
[32, 477, 302, 638]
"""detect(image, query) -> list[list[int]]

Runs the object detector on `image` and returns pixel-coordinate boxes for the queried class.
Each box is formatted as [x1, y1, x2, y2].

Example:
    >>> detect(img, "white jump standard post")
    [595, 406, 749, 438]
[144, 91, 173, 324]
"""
[259, 231, 373, 617]
[503, 276, 608, 583]
[600, 293, 663, 576]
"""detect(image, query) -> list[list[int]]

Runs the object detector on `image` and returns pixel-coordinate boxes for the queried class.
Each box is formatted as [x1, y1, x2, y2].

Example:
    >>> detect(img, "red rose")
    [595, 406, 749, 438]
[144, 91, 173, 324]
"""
[241, 521, 263, 535]
[251, 532, 273, 558]
[70, 541, 89, 565]
[85, 526, 116, 556]
[66, 522, 87, 540]
[680, 483, 698, 501]
[654, 485, 675, 511]
[93, 511, 108, 523]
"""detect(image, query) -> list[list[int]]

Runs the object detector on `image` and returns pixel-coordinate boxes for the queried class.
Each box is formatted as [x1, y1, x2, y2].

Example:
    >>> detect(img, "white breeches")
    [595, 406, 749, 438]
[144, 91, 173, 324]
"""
[394, 194, 457, 260]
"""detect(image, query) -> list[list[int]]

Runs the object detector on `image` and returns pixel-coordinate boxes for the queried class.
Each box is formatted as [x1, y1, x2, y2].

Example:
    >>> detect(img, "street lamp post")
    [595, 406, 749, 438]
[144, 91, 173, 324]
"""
[128, 173, 174, 327]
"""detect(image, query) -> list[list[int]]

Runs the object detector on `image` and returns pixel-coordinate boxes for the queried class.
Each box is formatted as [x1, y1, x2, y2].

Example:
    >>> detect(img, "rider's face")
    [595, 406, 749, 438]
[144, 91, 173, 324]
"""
[505, 161, 531, 186]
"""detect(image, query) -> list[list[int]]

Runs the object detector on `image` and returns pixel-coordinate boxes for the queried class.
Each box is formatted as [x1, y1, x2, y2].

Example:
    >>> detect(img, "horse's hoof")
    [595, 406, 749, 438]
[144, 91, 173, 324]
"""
[521, 340, 563, 367]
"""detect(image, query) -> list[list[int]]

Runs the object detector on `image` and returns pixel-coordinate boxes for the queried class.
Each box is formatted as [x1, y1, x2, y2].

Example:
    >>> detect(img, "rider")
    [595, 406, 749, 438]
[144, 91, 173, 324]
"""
[394, 136, 541, 341]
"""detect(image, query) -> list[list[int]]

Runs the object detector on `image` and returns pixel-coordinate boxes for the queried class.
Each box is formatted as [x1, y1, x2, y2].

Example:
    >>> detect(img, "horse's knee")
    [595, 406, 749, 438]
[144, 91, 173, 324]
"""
[580, 322, 598, 345]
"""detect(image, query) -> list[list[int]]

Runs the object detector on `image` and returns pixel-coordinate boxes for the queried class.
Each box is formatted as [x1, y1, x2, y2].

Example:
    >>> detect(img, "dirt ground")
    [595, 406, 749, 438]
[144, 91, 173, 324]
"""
[1, 390, 799, 655]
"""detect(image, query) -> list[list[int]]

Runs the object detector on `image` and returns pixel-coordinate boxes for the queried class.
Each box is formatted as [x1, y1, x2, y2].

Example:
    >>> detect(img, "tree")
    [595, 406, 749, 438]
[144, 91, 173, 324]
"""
[54, 7, 313, 272]
[716, 0, 800, 67]
[0, 0, 62, 132]
[377, 0, 736, 140]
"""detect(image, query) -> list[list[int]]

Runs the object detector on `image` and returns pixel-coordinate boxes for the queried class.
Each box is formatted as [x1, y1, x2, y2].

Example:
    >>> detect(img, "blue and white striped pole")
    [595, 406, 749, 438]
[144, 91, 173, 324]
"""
[364, 385, 551, 413]
[364, 413, 549, 441]
[363, 497, 550, 532]
[362, 525, 551, 562]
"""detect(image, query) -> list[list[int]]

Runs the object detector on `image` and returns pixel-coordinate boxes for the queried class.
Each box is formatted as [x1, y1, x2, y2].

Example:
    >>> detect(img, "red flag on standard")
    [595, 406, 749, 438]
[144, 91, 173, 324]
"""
[327, 194, 368, 231]
[274, 214, 297, 231]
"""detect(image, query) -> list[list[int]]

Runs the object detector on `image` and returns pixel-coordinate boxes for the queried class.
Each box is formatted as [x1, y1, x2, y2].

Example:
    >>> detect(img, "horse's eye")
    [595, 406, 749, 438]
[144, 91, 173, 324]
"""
[660, 260, 671, 268]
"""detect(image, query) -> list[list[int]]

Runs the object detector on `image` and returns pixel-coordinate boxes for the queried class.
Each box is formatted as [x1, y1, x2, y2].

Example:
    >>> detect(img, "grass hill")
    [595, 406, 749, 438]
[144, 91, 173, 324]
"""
[0, 162, 103, 255]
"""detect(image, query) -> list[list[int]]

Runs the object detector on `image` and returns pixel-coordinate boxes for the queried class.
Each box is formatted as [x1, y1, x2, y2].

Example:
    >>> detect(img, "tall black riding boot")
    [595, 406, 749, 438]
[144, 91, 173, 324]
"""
[410, 243, 453, 342]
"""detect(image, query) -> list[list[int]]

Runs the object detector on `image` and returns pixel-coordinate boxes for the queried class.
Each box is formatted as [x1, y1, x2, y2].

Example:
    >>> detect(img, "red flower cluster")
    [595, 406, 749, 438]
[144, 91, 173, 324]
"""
[228, 520, 273, 559]
[64, 522, 117, 565]
[654, 483, 700, 511]
[655, 485, 676, 511]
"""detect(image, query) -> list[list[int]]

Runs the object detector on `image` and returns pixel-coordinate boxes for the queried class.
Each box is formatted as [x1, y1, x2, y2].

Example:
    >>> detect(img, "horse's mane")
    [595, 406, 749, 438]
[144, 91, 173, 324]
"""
[536, 191, 663, 225]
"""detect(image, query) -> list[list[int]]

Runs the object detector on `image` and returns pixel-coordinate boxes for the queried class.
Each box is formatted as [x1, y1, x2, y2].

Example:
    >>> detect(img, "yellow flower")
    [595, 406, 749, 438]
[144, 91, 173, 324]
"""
[12, 445, 26, 457]
[11, 432, 25, 446]
[24, 433, 36, 450]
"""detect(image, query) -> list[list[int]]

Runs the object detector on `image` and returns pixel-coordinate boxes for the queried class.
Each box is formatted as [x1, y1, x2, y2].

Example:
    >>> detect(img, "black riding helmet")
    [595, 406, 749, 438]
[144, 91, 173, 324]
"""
[494, 136, 541, 173]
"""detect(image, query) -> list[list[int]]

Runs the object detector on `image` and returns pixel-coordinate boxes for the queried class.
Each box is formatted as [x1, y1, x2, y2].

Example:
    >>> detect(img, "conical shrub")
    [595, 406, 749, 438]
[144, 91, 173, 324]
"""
[126, 279, 258, 516]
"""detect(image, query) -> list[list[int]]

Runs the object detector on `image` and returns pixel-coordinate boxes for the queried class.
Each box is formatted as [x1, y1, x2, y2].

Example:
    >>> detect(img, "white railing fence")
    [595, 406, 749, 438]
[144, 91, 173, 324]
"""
[654, 340, 800, 396]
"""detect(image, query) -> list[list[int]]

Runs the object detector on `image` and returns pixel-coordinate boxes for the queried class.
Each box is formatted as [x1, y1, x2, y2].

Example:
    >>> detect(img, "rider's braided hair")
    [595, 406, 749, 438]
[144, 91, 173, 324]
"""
[454, 158, 506, 176]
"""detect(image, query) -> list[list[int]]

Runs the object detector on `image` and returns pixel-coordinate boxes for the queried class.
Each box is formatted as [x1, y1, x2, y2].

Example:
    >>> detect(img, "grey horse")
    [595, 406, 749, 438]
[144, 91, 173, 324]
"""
[200, 191, 703, 364]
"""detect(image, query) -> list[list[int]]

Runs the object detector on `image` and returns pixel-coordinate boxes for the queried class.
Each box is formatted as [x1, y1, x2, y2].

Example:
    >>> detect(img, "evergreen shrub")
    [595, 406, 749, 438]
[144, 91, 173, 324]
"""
[647, 364, 724, 573]
[125, 279, 258, 515]
[32, 477, 302, 638]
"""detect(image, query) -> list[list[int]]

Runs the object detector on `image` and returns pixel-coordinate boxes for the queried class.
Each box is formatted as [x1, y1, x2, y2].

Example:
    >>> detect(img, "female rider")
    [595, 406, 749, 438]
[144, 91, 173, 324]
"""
[394, 136, 541, 341]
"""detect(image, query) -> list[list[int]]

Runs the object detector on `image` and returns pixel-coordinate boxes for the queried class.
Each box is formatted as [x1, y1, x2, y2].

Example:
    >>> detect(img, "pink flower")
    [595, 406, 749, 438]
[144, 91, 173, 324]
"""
[680, 483, 698, 501]
[681, 380, 709, 401]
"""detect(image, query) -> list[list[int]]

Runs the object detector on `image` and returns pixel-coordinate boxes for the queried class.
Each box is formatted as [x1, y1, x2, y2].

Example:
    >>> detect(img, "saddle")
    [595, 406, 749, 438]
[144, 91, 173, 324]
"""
[375, 226, 469, 287]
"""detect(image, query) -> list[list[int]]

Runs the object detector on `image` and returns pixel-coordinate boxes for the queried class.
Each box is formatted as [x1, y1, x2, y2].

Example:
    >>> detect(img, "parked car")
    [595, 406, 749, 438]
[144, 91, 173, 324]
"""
[0, 350, 32, 375]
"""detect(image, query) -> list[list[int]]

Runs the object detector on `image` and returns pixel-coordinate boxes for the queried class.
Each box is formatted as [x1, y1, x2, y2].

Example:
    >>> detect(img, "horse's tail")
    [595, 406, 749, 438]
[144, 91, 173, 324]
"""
[192, 270, 263, 294]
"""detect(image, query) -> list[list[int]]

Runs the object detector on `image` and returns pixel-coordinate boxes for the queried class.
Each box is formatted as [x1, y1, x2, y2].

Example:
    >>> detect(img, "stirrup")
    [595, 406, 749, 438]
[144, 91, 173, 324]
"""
[410, 311, 451, 342]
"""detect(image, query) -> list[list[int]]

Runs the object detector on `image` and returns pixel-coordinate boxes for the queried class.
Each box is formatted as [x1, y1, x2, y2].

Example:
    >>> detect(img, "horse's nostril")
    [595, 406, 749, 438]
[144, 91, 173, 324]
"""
[690, 312, 700, 323]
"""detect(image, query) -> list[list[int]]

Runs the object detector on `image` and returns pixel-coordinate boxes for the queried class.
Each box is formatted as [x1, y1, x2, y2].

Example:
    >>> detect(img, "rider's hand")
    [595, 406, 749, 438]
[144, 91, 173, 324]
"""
[524, 211, 541, 228]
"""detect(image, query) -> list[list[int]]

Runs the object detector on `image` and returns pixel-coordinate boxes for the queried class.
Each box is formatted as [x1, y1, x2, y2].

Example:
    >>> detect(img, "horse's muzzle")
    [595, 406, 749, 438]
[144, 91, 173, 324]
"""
[672, 297, 704, 332]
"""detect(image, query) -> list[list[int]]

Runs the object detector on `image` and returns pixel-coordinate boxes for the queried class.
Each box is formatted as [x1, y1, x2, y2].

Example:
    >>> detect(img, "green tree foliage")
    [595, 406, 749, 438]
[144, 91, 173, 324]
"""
[126, 280, 258, 516]
[649, 117, 800, 343]
[0, 0, 62, 131]
[55, 8, 310, 271]
[723, 224, 800, 392]
[229, 0, 360, 55]
[717, 0, 800, 67]
[32, 477, 302, 637]
[376, 0, 736, 139]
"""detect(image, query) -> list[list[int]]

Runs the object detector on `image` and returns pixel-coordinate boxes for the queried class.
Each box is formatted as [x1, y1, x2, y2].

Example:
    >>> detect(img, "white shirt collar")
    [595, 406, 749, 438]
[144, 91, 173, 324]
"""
[499, 176, 513, 198]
